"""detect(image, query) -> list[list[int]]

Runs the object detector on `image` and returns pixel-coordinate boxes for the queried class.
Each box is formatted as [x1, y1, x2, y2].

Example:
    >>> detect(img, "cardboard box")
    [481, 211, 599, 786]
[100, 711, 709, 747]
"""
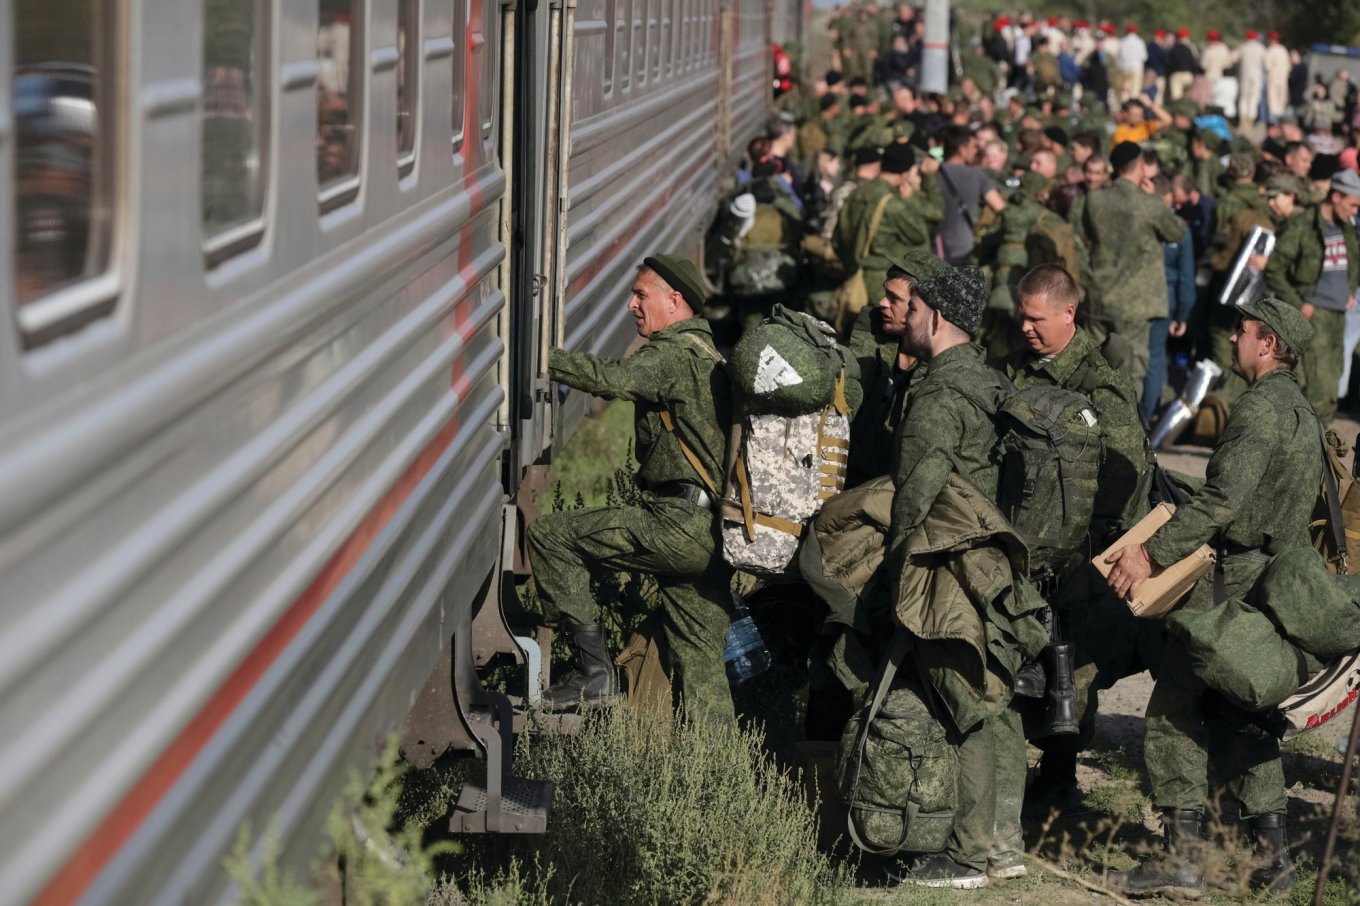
[1094, 503, 1216, 618]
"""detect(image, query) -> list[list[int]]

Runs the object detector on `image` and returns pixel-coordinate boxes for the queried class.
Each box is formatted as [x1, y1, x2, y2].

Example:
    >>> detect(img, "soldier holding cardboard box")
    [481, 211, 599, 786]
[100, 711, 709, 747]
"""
[1103, 296, 1323, 899]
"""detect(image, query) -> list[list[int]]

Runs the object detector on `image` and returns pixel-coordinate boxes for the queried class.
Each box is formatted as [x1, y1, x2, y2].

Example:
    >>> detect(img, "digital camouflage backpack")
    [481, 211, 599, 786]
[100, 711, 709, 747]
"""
[836, 630, 958, 856]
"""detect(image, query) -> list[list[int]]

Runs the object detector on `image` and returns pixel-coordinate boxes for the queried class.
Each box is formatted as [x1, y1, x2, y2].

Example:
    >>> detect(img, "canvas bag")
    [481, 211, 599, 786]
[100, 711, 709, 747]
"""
[836, 629, 959, 856]
[720, 308, 856, 575]
[832, 192, 893, 333]
[1278, 651, 1360, 740]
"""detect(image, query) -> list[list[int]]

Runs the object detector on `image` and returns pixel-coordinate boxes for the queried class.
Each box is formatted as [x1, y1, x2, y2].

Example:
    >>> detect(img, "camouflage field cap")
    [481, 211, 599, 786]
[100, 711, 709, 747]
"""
[884, 249, 948, 283]
[1239, 295, 1315, 353]
[1264, 174, 1301, 198]
[643, 254, 706, 312]
[1226, 153, 1256, 181]
[915, 266, 987, 337]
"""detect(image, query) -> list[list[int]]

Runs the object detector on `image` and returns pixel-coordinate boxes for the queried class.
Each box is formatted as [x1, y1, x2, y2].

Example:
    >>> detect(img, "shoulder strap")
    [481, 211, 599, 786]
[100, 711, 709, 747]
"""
[938, 166, 976, 232]
[676, 331, 725, 364]
[1319, 429, 1349, 575]
[844, 627, 916, 855]
[860, 192, 895, 259]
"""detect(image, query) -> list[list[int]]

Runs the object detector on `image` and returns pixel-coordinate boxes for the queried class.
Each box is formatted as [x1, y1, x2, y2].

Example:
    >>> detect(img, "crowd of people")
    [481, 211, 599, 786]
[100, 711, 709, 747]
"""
[520, 4, 1360, 900]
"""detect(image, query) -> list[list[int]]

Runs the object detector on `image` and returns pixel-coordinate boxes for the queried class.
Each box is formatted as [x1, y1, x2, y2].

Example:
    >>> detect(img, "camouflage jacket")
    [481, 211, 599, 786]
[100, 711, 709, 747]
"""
[797, 119, 830, 161]
[549, 318, 730, 491]
[1193, 154, 1224, 201]
[888, 343, 1007, 572]
[1077, 178, 1187, 324]
[1006, 330, 1152, 547]
[1208, 202, 1274, 273]
[1213, 182, 1267, 236]
[834, 173, 942, 294]
[846, 307, 923, 487]
[1264, 206, 1360, 311]
[1145, 369, 1322, 566]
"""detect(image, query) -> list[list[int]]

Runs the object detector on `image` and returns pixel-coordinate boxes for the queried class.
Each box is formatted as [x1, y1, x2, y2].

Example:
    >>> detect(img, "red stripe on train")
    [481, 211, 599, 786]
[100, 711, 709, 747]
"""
[36, 306, 484, 905]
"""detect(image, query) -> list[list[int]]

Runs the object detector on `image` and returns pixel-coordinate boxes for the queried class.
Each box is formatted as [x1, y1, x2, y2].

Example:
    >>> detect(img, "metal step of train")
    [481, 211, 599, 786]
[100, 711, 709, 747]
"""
[450, 777, 555, 834]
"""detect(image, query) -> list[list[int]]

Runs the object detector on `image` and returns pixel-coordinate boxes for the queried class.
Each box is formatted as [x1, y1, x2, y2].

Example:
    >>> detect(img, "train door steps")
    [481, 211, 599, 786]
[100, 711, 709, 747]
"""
[450, 777, 555, 834]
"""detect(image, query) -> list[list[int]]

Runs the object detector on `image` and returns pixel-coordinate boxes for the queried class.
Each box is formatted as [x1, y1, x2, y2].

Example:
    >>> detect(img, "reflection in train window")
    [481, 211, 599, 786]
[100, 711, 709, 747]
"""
[397, 0, 417, 172]
[202, 0, 268, 253]
[451, 0, 466, 153]
[318, 0, 361, 197]
[13, 0, 113, 315]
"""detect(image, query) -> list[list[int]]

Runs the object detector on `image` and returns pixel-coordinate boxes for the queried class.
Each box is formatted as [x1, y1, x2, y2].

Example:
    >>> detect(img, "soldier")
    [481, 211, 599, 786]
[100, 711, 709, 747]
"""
[1076, 141, 1188, 386]
[1264, 168, 1360, 422]
[1105, 296, 1322, 898]
[526, 255, 735, 721]
[1005, 264, 1159, 815]
[846, 249, 947, 488]
[976, 171, 1047, 358]
[885, 267, 1022, 888]
[797, 94, 842, 161]
[1188, 128, 1224, 200]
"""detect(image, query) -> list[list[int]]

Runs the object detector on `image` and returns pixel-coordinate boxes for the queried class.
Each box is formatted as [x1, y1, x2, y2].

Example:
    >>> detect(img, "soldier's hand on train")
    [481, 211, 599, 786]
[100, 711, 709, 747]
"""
[1103, 543, 1153, 601]
[1302, 302, 1315, 320]
[1169, 321, 1187, 338]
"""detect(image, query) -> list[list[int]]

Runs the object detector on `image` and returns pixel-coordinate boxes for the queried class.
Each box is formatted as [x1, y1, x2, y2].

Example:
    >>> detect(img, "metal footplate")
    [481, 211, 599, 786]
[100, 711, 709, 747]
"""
[450, 778, 556, 834]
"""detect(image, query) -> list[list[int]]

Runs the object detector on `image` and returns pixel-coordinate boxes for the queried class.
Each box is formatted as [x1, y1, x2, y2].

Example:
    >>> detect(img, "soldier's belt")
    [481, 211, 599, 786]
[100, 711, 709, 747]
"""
[650, 481, 714, 510]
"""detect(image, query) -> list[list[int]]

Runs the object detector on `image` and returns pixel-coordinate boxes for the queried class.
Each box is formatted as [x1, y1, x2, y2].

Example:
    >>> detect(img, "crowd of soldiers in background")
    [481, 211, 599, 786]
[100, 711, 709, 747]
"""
[706, 3, 1360, 431]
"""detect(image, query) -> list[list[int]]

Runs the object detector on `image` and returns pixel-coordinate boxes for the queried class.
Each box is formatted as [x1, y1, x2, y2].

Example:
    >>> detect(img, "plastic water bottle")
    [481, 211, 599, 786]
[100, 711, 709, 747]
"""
[724, 597, 772, 685]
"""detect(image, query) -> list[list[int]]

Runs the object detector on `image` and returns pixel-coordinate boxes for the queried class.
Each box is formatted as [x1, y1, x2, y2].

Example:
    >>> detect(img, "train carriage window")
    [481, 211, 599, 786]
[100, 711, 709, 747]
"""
[12, 0, 116, 340]
[650, 0, 661, 81]
[631, 0, 643, 86]
[397, 0, 417, 174]
[202, 0, 268, 261]
[602, 0, 615, 95]
[451, 0, 467, 154]
[617, 0, 629, 91]
[318, 0, 362, 207]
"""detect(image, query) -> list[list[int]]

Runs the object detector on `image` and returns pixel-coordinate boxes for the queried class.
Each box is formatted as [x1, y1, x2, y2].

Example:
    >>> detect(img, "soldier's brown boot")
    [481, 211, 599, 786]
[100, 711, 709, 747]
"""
[1107, 808, 1206, 900]
[542, 622, 619, 711]
[1247, 813, 1295, 894]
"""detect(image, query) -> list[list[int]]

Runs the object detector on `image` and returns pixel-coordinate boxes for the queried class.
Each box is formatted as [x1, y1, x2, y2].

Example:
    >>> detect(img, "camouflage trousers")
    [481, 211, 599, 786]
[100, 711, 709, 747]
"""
[1302, 307, 1346, 423]
[526, 497, 735, 723]
[952, 705, 1025, 871]
[1144, 556, 1286, 817]
[991, 704, 1028, 858]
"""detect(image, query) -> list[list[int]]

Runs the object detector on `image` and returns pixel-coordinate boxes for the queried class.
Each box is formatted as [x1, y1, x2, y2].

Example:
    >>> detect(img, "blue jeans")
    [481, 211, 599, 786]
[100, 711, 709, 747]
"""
[1339, 307, 1360, 398]
[1142, 317, 1171, 422]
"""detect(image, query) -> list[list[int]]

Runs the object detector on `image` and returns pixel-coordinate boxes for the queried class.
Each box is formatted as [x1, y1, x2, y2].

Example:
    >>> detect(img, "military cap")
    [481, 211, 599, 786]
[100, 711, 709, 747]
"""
[1192, 127, 1221, 149]
[1260, 137, 1287, 160]
[1109, 141, 1143, 172]
[1043, 125, 1069, 146]
[891, 118, 916, 139]
[1226, 153, 1256, 181]
[1239, 295, 1314, 353]
[884, 249, 948, 283]
[1018, 171, 1050, 195]
[1311, 153, 1342, 182]
[643, 254, 706, 313]
[1265, 174, 1301, 197]
[848, 95, 868, 111]
[825, 70, 843, 87]
[915, 266, 987, 337]
[852, 146, 882, 166]
[1331, 167, 1360, 197]
[881, 142, 917, 173]
[819, 94, 840, 112]
[1169, 98, 1201, 119]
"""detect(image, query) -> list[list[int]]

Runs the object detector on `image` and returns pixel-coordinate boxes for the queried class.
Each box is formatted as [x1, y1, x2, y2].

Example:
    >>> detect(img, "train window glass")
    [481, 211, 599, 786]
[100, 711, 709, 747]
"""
[13, 0, 115, 333]
[602, 0, 615, 94]
[631, 0, 643, 86]
[397, 0, 417, 173]
[617, 0, 629, 91]
[477, 0, 495, 144]
[317, 0, 361, 203]
[666, 0, 678, 76]
[650, 0, 661, 80]
[451, 0, 466, 153]
[202, 0, 268, 259]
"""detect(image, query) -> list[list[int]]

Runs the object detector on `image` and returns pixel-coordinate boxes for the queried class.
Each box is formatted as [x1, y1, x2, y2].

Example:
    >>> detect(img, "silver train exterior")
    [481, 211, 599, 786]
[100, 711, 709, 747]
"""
[0, 0, 804, 903]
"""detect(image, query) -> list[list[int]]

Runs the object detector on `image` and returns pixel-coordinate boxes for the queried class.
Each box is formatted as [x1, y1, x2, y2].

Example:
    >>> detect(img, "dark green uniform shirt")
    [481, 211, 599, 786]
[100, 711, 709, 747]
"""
[1006, 330, 1152, 546]
[1077, 179, 1187, 325]
[888, 343, 1007, 570]
[549, 318, 730, 491]
[1145, 370, 1322, 565]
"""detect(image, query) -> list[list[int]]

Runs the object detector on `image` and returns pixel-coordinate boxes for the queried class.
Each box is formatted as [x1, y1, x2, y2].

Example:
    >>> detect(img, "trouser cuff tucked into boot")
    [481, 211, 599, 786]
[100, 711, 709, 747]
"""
[542, 622, 619, 711]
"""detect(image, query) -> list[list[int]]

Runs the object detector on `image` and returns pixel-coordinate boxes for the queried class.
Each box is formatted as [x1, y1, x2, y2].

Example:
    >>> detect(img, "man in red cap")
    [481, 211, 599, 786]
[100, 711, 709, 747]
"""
[1202, 29, 1230, 86]
[1117, 23, 1147, 103]
[1238, 29, 1267, 127]
[1265, 30, 1291, 121]
[1168, 28, 1199, 100]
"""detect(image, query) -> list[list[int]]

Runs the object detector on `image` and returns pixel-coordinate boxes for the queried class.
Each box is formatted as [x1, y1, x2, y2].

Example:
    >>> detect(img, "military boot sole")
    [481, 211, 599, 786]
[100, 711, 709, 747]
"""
[1107, 871, 1204, 901]
[987, 861, 1029, 881]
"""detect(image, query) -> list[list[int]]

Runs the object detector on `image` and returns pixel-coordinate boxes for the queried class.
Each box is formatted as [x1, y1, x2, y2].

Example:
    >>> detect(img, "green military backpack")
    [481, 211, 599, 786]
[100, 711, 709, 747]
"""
[994, 384, 1104, 577]
[836, 630, 958, 856]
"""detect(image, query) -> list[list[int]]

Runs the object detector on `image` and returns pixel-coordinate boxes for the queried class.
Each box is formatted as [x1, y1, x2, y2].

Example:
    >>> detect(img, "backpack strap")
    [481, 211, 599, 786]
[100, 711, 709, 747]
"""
[844, 627, 917, 856]
[657, 331, 727, 496]
[1319, 428, 1349, 575]
[861, 192, 895, 259]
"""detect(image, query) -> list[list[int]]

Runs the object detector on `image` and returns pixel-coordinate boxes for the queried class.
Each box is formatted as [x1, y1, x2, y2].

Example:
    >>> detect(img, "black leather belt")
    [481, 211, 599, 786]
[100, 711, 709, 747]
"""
[650, 481, 714, 510]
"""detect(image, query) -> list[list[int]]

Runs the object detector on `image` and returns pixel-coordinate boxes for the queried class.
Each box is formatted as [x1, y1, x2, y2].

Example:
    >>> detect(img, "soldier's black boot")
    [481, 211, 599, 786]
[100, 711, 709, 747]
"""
[1024, 748, 1083, 817]
[542, 622, 618, 711]
[1013, 660, 1046, 699]
[1248, 813, 1295, 894]
[1038, 642, 1079, 736]
[1107, 808, 1206, 900]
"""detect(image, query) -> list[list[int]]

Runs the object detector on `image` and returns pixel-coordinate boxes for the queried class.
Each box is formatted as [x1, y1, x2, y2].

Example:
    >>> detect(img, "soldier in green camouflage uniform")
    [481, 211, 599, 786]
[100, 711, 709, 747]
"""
[1263, 170, 1360, 423]
[1105, 297, 1322, 899]
[1004, 264, 1161, 814]
[527, 255, 735, 722]
[976, 172, 1048, 362]
[886, 267, 1023, 889]
[1188, 129, 1225, 201]
[837, 6, 879, 84]
[846, 249, 947, 487]
[1075, 142, 1188, 387]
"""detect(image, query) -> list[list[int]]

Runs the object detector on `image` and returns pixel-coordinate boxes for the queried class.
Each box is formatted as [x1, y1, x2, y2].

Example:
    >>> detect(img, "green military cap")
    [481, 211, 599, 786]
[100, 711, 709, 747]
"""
[1265, 174, 1301, 197]
[1018, 171, 1050, 195]
[1169, 98, 1201, 118]
[643, 253, 706, 312]
[884, 249, 948, 282]
[1225, 153, 1256, 181]
[891, 118, 916, 139]
[1193, 127, 1221, 149]
[1239, 295, 1315, 353]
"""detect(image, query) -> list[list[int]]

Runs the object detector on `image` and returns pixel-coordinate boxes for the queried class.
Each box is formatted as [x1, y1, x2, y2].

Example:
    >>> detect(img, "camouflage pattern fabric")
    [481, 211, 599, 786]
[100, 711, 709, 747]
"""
[1141, 369, 1322, 815]
[991, 705, 1028, 862]
[1006, 329, 1152, 547]
[527, 500, 734, 723]
[834, 176, 938, 301]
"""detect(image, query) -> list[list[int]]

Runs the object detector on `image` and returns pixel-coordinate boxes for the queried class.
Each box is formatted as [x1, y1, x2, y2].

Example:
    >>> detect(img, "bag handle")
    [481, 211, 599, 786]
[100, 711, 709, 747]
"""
[844, 627, 915, 855]
[1319, 429, 1349, 575]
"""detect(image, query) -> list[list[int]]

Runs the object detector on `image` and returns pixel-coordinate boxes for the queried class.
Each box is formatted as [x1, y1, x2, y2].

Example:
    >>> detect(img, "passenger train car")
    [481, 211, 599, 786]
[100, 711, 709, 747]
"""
[0, 0, 805, 902]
